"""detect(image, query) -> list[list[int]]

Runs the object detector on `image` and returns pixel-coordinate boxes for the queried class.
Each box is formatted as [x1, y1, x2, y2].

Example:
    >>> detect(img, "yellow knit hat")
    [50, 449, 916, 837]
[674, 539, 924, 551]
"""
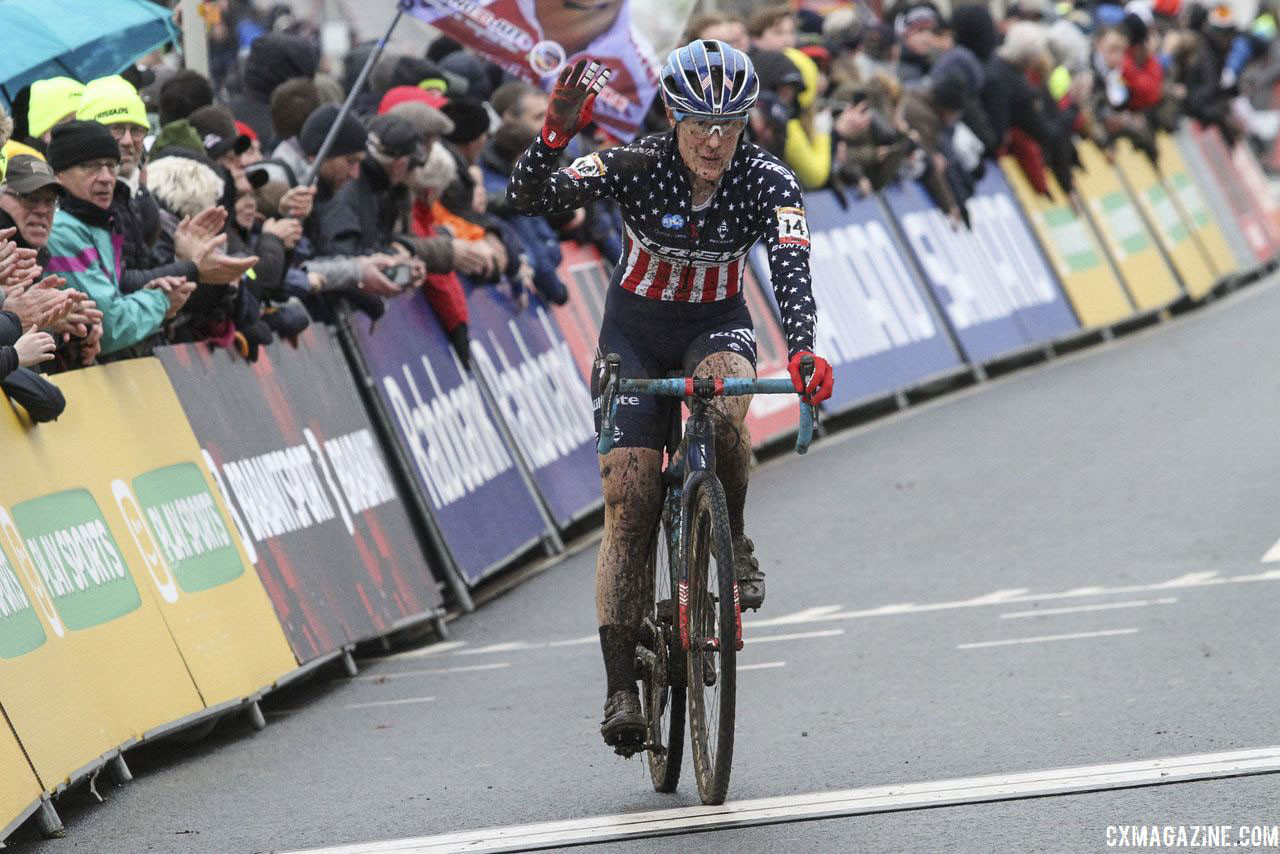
[76, 75, 149, 129]
[28, 77, 85, 139]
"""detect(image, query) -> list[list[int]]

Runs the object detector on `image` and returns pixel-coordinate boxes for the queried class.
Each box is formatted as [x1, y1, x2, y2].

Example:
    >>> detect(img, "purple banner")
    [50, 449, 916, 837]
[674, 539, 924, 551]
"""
[750, 189, 964, 415]
[349, 290, 548, 586]
[880, 171, 1079, 363]
[468, 287, 602, 528]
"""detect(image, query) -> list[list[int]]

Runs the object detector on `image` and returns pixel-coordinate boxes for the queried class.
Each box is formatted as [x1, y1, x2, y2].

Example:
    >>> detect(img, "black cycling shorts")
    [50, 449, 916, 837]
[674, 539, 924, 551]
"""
[593, 285, 757, 451]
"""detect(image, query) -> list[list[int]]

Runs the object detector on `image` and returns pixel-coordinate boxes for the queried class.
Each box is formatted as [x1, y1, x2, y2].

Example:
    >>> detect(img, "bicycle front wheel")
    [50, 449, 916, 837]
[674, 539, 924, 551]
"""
[683, 476, 737, 806]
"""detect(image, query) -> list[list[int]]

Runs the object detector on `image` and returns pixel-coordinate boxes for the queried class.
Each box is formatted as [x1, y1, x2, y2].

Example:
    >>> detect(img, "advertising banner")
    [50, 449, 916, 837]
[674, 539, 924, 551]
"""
[752, 190, 964, 415]
[348, 289, 548, 586]
[1229, 141, 1280, 248]
[0, 718, 41, 834]
[407, 0, 693, 139]
[881, 171, 1078, 362]
[467, 286, 601, 528]
[552, 241, 799, 449]
[1184, 121, 1278, 263]
[1155, 133, 1239, 277]
[1075, 142, 1182, 309]
[999, 157, 1134, 328]
[156, 329, 444, 662]
[0, 362, 207, 789]
[1113, 140, 1216, 300]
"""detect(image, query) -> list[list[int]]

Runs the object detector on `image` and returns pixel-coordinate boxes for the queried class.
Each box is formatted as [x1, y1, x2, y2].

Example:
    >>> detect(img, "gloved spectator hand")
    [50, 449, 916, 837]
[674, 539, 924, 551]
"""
[14, 326, 56, 367]
[262, 217, 304, 250]
[278, 185, 316, 220]
[542, 59, 612, 149]
[787, 351, 834, 404]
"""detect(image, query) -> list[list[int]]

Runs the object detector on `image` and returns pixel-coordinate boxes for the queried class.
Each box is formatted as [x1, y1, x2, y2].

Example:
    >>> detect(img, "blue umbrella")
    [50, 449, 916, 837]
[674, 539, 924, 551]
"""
[0, 0, 179, 101]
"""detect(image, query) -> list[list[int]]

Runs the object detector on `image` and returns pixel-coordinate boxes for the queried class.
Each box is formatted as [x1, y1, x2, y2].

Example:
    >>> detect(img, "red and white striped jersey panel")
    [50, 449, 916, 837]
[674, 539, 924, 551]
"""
[619, 226, 743, 303]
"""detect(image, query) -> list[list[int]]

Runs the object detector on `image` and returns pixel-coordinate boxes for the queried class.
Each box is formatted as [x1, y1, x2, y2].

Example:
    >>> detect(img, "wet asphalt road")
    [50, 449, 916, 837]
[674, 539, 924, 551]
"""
[7, 277, 1280, 852]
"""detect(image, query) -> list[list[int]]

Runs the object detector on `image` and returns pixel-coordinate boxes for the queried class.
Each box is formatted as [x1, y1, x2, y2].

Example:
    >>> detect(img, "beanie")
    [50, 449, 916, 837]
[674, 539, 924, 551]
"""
[28, 77, 86, 139]
[442, 97, 491, 145]
[151, 119, 206, 156]
[76, 75, 149, 129]
[47, 120, 121, 172]
[299, 104, 368, 157]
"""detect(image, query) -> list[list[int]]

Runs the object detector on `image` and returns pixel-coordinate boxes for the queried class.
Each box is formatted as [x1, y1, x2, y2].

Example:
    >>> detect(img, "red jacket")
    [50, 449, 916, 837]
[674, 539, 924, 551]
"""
[411, 199, 469, 333]
[1123, 51, 1164, 110]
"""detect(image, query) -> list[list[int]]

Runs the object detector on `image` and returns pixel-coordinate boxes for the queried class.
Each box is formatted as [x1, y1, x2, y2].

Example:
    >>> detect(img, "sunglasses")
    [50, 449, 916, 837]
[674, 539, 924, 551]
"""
[673, 111, 748, 140]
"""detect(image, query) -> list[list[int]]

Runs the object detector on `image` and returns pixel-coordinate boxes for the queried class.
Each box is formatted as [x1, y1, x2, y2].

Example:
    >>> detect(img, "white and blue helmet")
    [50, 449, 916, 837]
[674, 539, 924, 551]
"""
[660, 39, 760, 118]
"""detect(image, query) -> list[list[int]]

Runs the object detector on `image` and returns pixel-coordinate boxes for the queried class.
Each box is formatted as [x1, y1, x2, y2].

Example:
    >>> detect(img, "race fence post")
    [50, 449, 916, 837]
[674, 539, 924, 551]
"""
[332, 304, 476, 613]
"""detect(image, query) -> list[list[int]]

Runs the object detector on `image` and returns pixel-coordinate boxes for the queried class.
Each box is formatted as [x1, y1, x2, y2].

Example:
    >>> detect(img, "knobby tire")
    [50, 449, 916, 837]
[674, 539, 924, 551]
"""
[643, 508, 685, 792]
[684, 476, 736, 805]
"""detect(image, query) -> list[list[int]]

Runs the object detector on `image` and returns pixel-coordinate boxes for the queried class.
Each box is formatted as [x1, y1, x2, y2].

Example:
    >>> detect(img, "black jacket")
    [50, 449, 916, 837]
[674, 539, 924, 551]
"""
[111, 181, 198, 293]
[983, 57, 1078, 193]
[319, 155, 404, 257]
[228, 34, 319, 145]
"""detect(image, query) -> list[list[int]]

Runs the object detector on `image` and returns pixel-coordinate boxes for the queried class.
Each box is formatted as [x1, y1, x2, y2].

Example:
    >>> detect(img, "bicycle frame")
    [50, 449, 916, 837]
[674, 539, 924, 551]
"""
[595, 355, 818, 655]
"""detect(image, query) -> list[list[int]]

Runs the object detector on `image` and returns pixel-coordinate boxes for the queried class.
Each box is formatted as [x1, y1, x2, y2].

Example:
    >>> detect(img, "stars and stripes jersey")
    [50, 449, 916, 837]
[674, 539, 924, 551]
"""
[508, 131, 817, 356]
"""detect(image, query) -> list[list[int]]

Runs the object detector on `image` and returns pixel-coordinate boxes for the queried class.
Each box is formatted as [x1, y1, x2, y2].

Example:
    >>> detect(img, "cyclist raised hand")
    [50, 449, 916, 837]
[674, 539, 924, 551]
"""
[509, 41, 834, 751]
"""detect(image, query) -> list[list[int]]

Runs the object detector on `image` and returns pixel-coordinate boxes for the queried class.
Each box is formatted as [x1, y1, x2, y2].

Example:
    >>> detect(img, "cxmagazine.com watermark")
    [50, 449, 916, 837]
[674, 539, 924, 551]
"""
[1106, 825, 1280, 848]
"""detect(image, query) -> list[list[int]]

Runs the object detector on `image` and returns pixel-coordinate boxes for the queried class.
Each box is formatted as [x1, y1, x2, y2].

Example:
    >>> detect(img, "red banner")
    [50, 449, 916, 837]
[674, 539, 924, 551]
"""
[408, 0, 687, 139]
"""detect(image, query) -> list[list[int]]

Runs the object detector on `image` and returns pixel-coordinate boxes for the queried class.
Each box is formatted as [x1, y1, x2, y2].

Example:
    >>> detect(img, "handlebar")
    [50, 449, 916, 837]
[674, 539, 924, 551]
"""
[595, 354, 818, 456]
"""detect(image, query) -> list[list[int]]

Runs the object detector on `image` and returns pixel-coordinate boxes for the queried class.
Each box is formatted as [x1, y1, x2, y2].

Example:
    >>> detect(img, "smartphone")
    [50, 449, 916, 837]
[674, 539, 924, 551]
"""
[386, 264, 413, 287]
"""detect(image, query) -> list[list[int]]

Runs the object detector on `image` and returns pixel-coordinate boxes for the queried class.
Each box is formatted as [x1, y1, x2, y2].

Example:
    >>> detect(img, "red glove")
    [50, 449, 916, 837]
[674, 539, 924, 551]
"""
[542, 59, 612, 149]
[788, 352, 834, 404]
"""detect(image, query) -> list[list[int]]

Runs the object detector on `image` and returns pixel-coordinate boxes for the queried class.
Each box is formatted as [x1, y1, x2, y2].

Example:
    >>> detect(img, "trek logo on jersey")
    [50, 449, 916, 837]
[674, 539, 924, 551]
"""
[776, 207, 809, 247]
[565, 152, 607, 180]
[661, 213, 685, 230]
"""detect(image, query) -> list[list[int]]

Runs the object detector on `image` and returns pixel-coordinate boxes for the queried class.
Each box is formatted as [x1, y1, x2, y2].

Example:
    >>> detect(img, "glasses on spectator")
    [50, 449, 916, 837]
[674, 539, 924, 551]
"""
[674, 112, 748, 140]
[3, 190, 58, 211]
[75, 159, 119, 176]
[108, 125, 147, 143]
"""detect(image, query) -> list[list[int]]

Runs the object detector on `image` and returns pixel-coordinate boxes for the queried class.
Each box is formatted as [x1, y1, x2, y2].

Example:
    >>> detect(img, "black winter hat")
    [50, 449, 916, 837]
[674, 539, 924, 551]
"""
[931, 70, 970, 112]
[750, 49, 805, 93]
[442, 97, 491, 145]
[243, 34, 320, 96]
[299, 104, 368, 157]
[47, 120, 121, 173]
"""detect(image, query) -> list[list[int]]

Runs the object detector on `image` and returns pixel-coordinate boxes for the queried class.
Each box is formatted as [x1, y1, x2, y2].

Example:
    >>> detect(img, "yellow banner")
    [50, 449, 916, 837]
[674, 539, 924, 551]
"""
[1157, 134, 1238, 279]
[1075, 142, 1182, 310]
[0, 359, 293, 788]
[1114, 140, 1216, 299]
[999, 157, 1133, 327]
[0, 718, 40, 834]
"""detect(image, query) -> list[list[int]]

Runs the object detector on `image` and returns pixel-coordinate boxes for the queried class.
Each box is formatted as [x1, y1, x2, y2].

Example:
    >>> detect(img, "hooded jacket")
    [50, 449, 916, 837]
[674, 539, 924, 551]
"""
[228, 34, 319, 144]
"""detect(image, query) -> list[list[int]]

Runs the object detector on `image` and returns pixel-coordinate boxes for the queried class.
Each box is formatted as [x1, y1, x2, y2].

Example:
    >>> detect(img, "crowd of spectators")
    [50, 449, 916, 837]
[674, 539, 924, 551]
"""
[1, 0, 1278, 422]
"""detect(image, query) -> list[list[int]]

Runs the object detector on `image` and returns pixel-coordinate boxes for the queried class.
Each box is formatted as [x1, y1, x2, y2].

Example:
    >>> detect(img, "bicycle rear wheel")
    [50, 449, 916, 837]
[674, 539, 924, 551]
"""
[682, 476, 737, 805]
[642, 509, 684, 792]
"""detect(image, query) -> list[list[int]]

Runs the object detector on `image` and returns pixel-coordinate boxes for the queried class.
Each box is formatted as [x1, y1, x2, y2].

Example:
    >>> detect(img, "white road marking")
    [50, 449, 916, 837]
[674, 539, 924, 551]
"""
[745, 605, 843, 628]
[353, 663, 511, 681]
[282, 746, 1280, 854]
[957, 628, 1139, 650]
[1262, 536, 1280, 563]
[738, 661, 786, 671]
[345, 696, 436, 710]
[749, 629, 844, 644]
[999, 597, 1178, 619]
[547, 634, 598, 647]
[457, 642, 540, 655]
[379, 641, 468, 661]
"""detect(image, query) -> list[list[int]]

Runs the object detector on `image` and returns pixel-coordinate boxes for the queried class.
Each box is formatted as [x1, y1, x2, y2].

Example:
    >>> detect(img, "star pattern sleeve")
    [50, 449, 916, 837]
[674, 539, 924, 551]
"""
[508, 137, 636, 215]
[754, 161, 817, 357]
